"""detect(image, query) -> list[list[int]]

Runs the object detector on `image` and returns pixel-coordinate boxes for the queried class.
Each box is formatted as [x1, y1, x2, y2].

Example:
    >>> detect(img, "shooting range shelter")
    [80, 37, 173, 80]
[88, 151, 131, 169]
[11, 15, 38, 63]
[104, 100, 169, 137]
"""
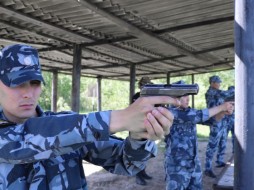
[0, 0, 252, 189]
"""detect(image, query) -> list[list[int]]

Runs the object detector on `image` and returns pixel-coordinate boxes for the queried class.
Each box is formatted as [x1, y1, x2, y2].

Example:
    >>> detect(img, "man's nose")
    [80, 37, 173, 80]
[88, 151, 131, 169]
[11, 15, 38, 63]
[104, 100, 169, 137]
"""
[22, 85, 33, 98]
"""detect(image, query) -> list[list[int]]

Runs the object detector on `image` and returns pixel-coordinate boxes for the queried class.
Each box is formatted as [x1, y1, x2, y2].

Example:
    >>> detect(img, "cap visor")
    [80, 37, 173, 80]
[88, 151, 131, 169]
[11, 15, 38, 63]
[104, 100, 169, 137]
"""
[4, 70, 45, 87]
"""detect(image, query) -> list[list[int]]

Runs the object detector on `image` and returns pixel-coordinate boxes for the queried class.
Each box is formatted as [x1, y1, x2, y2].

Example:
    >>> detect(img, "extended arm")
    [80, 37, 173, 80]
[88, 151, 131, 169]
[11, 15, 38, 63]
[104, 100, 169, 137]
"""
[208, 102, 234, 121]
[0, 96, 175, 164]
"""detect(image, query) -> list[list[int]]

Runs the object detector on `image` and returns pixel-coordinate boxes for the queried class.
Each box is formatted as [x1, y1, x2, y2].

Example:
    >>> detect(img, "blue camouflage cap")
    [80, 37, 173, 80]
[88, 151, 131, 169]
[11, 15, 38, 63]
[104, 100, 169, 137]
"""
[228, 86, 235, 91]
[209, 75, 222, 83]
[0, 44, 45, 87]
[172, 80, 185, 85]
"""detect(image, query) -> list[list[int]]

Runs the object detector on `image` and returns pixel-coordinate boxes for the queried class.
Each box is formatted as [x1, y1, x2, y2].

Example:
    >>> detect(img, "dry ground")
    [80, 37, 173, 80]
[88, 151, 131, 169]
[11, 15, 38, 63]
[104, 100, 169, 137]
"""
[85, 139, 233, 190]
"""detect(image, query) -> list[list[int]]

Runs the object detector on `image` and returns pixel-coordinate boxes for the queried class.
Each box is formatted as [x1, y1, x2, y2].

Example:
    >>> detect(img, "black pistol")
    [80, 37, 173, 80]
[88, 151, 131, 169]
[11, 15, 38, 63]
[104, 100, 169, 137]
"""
[224, 95, 235, 102]
[140, 83, 199, 98]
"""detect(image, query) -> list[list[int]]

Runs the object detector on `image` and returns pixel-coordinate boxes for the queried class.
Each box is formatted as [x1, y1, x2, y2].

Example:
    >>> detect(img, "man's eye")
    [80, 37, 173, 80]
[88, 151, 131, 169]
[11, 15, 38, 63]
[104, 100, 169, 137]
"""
[30, 80, 41, 85]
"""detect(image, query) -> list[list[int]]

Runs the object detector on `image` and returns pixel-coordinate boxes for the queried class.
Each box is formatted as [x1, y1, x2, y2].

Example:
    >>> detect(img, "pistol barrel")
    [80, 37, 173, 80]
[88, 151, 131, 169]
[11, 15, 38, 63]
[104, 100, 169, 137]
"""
[140, 83, 199, 97]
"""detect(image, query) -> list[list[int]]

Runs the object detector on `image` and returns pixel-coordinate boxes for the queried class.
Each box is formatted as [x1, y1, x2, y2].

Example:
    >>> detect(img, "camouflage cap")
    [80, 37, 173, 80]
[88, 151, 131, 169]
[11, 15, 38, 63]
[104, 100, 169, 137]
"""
[0, 44, 45, 87]
[172, 80, 185, 85]
[209, 75, 222, 83]
[228, 86, 235, 91]
[138, 77, 153, 86]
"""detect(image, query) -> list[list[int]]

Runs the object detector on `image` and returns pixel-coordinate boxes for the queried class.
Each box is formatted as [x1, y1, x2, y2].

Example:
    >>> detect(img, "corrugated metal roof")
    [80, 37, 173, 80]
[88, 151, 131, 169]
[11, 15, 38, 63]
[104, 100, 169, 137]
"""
[0, 0, 234, 80]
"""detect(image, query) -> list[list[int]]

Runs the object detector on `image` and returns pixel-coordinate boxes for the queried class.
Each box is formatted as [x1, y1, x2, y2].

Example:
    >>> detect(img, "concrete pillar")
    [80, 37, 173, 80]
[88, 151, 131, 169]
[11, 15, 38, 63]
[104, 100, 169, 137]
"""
[234, 0, 254, 189]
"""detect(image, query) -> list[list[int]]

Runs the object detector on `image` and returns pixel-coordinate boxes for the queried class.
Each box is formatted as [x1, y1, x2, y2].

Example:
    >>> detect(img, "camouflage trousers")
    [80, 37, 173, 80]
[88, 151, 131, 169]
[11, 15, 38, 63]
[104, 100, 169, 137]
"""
[205, 120, 228, 170]
[164, 156, 202, 190]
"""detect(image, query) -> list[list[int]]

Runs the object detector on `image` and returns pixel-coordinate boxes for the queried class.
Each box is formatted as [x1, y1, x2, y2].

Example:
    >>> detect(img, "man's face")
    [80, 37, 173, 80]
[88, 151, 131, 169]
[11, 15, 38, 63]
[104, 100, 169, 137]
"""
[0, 80, 42, 123]
[211, 82, 221, 89]
[180, 95, 190, 109]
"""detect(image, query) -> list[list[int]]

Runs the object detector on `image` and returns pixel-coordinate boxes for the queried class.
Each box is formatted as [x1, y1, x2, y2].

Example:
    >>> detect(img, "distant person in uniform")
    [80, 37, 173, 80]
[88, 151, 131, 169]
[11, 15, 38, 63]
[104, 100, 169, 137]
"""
[225, 86, 235, 153]
[204, 76, 234, 178]
[0, 44, 176, 189]
[132, 77, 154, 186]
[164, 80, 234, 190]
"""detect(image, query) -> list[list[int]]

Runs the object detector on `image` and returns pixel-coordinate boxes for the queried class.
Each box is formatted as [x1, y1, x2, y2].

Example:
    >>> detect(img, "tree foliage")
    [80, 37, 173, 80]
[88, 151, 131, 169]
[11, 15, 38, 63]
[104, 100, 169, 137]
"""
[101, 79, 130, 110]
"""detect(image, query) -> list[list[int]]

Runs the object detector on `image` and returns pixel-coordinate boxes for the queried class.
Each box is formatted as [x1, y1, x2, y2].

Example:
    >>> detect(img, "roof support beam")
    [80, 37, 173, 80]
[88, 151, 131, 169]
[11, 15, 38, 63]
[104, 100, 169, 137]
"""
[0, 4, 93, 42]
[114, 61, 233, 78]
[77, 0, 218, 64]
[85, 42, 234, 70]
[38, 16, 234, 51]
[155, 16, 234, 34]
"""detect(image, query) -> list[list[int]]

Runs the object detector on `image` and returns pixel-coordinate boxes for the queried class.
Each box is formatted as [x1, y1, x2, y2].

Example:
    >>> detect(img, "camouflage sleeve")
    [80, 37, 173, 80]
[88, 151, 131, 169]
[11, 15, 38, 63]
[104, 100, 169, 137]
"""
[206, 90, 220, 108]
[196, 108, 210, 124]
[220, 89, 234, 98]
[83, 137, 157, 176]
[0, 111, 111, 164]
[199, 109, 218, 126]
[201, 108, 210, 122]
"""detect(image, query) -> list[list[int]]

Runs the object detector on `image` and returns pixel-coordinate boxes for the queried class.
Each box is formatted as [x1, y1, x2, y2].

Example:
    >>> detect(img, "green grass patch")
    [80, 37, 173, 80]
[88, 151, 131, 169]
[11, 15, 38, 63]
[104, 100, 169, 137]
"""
[113, 131, 129, 139]
[197, 124, 210, 140]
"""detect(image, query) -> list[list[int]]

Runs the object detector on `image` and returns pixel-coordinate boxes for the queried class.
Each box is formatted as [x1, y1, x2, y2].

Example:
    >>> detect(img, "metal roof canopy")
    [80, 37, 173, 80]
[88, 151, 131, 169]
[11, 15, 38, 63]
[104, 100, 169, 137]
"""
[1, 1, 254, 190]
[0, 0, 234, 81]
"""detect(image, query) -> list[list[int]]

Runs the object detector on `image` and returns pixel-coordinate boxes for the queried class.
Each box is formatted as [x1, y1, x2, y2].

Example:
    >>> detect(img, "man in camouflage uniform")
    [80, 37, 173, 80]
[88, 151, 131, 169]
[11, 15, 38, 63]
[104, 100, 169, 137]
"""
[225, 86, 235, 153]
[0, 44, 175, 190]
[164, 80, 234, 190]
[204, 76, 234, 178]
[215, 85, 235, 163]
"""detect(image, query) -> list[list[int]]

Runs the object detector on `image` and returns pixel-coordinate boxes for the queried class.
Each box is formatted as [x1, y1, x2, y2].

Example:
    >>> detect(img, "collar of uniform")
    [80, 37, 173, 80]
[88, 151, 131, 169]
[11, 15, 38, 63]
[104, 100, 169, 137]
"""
[0, 118, 16, 128]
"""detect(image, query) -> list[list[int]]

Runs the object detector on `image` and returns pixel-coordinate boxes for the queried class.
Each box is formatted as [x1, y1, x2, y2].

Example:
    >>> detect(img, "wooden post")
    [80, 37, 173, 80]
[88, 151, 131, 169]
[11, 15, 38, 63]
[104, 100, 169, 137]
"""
[71, 44, 81, 113]
[129, 64, 136, 104]
[191, 74, 195, 108]
[234, 0, 254, 189]
[97, 76, 102, 111]
[51, 70, 58, 112]
[167, 72, 171, 84]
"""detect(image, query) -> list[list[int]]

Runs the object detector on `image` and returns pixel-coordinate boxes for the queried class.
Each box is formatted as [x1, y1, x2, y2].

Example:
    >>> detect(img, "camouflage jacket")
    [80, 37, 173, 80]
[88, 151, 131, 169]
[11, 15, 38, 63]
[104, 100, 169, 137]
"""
[0, 106, 157, 190]
[205, 87, 233, 108]
[223, 112, 235, 130]
[165, 107, 209, 160]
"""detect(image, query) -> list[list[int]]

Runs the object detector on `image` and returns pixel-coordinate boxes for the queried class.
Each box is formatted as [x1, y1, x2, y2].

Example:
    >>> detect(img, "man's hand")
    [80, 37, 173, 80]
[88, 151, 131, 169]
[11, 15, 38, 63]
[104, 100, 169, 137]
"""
[221, 101, 234, 115]
[130, 107, 174, 140]
[213, 102, 234, 121]
[110, 96, 175, 140]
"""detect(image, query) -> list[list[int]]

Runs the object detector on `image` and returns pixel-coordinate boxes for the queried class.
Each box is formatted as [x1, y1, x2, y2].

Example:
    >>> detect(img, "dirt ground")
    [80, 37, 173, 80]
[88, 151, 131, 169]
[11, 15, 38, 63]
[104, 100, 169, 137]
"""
[85, 139, 233, 190]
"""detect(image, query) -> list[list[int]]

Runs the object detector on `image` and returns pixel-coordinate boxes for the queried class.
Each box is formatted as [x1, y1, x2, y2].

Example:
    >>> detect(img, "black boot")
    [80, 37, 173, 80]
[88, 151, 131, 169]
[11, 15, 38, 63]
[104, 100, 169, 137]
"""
[204, 169, 216, 178]
[140, 169, 152, 180]
[136, 173, 147, 185]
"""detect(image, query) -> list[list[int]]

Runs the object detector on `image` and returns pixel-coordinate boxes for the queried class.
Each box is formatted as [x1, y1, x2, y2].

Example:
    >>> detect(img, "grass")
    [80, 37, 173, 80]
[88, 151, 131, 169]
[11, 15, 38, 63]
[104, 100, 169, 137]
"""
[197, 124, 210, 140]
[113, 131, 129, 139]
